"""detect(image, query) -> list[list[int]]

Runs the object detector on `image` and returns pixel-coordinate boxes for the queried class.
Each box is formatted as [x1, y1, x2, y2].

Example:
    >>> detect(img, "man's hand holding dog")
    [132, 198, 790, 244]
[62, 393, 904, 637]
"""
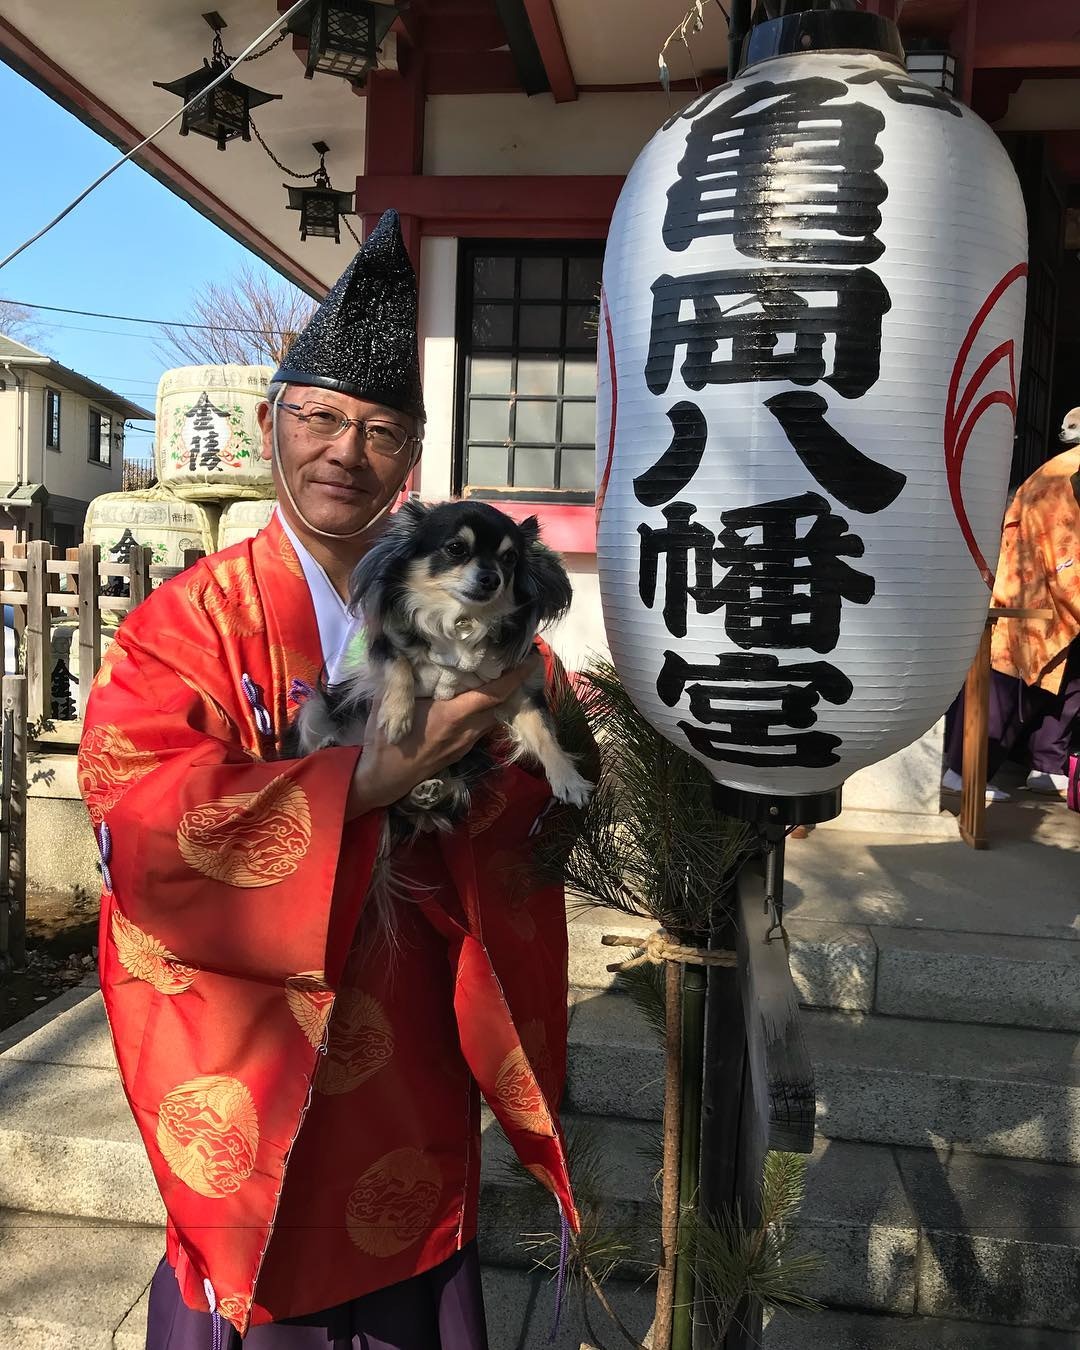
[346, 660, 536, 819]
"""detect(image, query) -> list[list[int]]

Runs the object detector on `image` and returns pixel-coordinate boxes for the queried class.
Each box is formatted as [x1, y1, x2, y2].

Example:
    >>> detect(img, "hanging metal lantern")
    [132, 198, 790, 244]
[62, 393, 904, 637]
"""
[290, 0, 400, 82]
[284, 142, 356, 243]
[904, 39, 959, 97]
[595, 8, 1028, 824]
[154, 17, 280, 151]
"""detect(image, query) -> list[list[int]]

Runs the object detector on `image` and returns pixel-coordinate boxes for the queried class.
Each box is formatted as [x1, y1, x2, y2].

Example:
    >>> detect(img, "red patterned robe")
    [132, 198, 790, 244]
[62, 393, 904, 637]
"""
[78, 514, 578, 1336]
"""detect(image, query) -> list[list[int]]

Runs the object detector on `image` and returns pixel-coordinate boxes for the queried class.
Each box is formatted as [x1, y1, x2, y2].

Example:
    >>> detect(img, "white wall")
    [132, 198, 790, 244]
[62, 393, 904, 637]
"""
[23, 371, 123, 504]
[424, 92, 670, 176]
[417, 236, 459, 501]
[544, 554, 610, 673]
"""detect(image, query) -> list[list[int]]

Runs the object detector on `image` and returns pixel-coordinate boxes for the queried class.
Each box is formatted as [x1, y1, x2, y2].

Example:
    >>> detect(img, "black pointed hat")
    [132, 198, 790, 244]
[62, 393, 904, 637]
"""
[273, 209, 425, 421]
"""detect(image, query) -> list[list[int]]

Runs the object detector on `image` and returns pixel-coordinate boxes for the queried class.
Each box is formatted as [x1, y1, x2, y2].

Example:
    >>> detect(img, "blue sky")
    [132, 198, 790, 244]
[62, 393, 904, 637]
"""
[0, 61, 295, 455]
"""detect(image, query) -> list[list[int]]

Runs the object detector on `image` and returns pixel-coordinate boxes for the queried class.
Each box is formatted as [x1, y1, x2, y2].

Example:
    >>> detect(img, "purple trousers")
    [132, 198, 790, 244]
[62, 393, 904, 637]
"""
[946, 639, 1080, 779]
[145, 1243, 488, 1350]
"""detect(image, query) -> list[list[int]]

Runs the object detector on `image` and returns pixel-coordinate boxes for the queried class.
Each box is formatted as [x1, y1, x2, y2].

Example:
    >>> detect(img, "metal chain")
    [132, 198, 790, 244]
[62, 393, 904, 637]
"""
[343, 215, 363, 246]
[240, 29, 290, 61]
[248, 116, 324, 179]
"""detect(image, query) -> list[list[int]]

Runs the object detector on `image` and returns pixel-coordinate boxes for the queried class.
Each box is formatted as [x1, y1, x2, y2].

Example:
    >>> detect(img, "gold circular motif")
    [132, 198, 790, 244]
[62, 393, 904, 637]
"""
[188, 558, 263, 636]
[494, 1046, 554, 1135]
[94, 640, 127, 689]
[285, 972, 336, 1048]
[316, 989, 394, 1094]
[156, 1075, 259, 1198]
[78, 724, 159, 826]
[467, 787, 509, 837]
[345, 1148, 442, 1257]
[215, 1295, 249, 1334]
[269, 644, 319, 696]
[526, 1163, 559, 1194]
[278, 529, 305, 578]
[177, 777, 311, 887]
[111, 910, 198, 995]
[519, 1019, 557, 1104]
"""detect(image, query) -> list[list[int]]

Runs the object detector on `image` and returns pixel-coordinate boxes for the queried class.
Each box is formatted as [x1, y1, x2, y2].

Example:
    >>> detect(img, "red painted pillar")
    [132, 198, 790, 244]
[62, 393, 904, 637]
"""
[360, 44, 426, 489]
[952, 0, 979, 106]
[361, 44, 425, 268]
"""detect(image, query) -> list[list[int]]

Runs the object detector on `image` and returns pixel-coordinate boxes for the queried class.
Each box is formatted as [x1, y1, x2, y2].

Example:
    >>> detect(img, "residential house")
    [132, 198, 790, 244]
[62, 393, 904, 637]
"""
[0, 334, 153, 552]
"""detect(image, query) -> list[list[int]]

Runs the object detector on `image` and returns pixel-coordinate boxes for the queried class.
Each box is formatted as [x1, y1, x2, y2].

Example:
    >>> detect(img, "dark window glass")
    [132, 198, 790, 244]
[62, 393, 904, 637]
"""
[458, 242, 602, 500]
[89, 410, 111, 466]
[45, 389, 61, 449]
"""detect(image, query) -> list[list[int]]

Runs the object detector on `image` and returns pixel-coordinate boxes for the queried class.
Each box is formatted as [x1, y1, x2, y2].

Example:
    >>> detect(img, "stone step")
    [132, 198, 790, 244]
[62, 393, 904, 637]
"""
[0, 1210, 161, 1350]
[0, 988, 662, 1251]
[567, 992, 1080, 1166]
[797, 1136, 1080, 1331]
[807, 1009, 1080, 1166]
[4, 987, 1079, 1335]
[763, 1309, 1079, 1350]
[568, 905, 1080, 1033]
[0, 1212, 655, 1350]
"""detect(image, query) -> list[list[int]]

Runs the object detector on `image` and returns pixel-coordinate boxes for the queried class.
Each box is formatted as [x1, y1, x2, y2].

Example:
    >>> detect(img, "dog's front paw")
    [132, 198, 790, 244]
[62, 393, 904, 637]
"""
[548, 765, 593, 809]
[377, 695, 414, 743]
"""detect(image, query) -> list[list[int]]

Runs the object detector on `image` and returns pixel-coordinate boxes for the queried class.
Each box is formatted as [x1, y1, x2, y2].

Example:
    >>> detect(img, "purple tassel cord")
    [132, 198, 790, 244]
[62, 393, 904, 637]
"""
[97, 821, 113, 894]
[549, 1205, 571, 1343]
[211, 1309, 224, 1350]
[288, 678, 314, 706]
[240, 673, 273, 737]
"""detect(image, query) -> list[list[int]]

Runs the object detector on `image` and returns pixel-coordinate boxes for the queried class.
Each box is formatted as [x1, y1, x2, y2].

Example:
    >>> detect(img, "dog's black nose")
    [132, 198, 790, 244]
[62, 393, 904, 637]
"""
[476, 570, 501, 592]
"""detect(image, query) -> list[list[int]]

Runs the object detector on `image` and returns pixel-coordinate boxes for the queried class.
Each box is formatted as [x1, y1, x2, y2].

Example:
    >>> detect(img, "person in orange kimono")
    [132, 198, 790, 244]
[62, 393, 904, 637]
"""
[943, 411, 1080, 799]
[77, 210, 579, 1349]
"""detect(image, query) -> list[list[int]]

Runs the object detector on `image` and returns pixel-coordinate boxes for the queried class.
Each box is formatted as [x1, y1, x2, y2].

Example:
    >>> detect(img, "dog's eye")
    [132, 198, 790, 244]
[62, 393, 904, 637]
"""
[501, 550, 518, 567]
[445, 540, 470, 559]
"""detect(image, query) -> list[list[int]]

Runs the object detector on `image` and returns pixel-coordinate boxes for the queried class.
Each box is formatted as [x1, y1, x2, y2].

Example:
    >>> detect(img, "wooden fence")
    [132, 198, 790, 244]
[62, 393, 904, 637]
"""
[0, 675, 26, 972]
[0, 540, 205, 726]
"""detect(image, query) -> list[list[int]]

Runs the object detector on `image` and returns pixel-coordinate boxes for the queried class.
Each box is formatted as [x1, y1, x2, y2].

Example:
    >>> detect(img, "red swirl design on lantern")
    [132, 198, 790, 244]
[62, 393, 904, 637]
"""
[945, 264, 1028, 588]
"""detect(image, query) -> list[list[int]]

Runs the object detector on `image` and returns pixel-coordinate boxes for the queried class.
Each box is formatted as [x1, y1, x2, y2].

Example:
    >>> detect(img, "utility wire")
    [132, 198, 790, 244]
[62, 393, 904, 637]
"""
[2, 301, 305, 337]
[0, 0, 316, 274]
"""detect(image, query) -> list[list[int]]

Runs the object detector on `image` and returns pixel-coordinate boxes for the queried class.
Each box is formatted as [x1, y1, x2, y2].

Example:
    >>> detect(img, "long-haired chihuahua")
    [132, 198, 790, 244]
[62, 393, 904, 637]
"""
[285, 500, 592, 844]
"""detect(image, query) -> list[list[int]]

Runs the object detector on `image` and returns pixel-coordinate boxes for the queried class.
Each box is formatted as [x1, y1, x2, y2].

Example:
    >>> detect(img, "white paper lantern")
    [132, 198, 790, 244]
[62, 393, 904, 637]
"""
[596, 10, 1028, 820]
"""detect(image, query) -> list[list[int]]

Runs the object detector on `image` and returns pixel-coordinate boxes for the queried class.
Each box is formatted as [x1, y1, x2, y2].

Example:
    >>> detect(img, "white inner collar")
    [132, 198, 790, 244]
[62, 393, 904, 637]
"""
[275, 507, 352, 671]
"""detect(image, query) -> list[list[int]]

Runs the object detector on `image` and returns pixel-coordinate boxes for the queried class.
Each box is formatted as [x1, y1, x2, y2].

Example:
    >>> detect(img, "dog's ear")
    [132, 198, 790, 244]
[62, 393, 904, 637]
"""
[397, 498, 430, 528]
[348, 499, 430, 613]
[517, 514, 540, 545]
[517, 537, 573, 628]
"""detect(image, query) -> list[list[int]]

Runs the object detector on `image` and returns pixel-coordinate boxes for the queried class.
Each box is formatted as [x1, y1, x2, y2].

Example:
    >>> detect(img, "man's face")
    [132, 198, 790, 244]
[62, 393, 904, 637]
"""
[257, 386, 418, 538]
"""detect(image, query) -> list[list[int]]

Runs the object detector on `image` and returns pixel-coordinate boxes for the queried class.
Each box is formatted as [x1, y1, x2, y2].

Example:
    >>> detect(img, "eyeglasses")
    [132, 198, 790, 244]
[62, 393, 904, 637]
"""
[277, 401, 418, 457]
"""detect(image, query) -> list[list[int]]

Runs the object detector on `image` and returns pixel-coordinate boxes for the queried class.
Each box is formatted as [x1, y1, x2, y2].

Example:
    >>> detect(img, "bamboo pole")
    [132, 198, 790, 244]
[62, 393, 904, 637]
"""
[653, 959, 684, 1350]
[671, 960, 707, 1350]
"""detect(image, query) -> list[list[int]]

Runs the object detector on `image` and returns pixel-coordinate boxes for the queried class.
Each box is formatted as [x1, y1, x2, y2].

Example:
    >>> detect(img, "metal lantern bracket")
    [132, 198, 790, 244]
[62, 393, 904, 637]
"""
[711, 781, 842, 942]
[153, 12, 281, 151]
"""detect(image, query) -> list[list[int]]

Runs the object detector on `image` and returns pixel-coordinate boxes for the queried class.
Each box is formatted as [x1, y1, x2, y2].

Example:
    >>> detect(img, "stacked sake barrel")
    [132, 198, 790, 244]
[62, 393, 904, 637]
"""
[85, 364, 279, 576]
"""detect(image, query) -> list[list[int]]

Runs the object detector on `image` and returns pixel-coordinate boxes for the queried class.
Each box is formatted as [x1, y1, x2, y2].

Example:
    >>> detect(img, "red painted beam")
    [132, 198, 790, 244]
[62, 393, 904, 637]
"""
[521, 0, 577, 102]
[976, 40, 1080, 68]
[424, 50, 522, 94]
[352, 174, 623, 231]
[0, 17, 328, 298]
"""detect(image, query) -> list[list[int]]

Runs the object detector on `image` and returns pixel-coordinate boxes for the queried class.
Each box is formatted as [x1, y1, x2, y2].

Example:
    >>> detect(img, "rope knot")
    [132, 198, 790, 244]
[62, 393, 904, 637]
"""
[600, 928, 737, 974]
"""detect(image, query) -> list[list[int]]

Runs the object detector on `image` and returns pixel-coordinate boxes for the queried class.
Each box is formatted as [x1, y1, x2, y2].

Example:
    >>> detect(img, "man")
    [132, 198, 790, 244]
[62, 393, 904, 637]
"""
[943, 407, 1080, 799]
[78, 211, 578, 1348]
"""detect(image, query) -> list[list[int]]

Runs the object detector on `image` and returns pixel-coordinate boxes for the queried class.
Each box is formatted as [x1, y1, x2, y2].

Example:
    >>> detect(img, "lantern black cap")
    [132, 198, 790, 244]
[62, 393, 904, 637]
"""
[740, 8, 904, 74]
[273, 209, 425, 421]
